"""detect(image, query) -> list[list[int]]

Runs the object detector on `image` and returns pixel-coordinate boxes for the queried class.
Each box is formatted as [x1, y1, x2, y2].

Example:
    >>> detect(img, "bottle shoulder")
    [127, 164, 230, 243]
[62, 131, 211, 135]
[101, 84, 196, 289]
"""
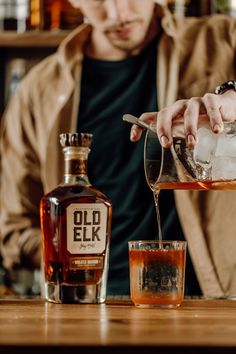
[41, 184, 112, 206]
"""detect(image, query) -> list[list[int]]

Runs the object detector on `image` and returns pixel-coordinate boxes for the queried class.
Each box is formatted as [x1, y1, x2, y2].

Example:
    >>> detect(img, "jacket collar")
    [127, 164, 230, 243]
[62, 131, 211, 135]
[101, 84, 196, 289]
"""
[57, 23, 92, 72]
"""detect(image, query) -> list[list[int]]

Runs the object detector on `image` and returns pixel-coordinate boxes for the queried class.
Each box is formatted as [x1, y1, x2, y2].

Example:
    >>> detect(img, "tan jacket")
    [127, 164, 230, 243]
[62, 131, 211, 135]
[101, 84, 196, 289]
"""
[1, 5, 236, 297]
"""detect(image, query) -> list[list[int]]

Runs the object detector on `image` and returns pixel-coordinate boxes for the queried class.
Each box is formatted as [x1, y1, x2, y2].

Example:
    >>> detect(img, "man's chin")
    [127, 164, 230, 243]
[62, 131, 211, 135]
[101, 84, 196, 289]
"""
[107, 36, 145, 53]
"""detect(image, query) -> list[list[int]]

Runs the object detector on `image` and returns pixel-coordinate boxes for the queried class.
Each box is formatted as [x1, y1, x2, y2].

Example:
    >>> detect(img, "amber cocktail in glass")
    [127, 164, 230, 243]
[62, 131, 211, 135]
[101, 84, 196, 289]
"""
[129, 241, 186, 308]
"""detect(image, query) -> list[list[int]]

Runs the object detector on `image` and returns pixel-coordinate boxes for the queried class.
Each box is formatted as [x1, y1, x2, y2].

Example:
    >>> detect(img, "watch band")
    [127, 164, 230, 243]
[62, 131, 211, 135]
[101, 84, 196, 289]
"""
[214, 80, 236, 94]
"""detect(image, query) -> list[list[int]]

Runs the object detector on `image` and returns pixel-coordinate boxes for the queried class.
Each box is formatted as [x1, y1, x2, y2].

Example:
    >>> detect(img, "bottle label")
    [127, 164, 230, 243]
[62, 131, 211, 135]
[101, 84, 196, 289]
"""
[66, 203, 108, 254]
[69, 256, 104, 270]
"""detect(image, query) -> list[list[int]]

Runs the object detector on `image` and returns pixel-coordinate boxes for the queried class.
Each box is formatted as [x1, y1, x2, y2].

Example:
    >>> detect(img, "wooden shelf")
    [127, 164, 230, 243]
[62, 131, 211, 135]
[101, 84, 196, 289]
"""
[0, 30, 71, 47]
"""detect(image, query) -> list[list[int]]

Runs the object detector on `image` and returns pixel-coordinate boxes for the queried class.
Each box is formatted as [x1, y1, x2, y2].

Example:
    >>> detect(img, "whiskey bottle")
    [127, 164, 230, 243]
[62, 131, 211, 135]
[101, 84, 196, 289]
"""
[0, 0, 30, 32]
[40, 133, 112, 304]
[30, 0, 43, 30]
[42, 0, 83, 30]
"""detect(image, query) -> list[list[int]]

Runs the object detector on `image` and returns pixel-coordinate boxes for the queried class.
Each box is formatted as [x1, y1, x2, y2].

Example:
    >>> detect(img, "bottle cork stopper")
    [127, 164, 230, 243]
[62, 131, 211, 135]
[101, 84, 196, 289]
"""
[60, 133, 93, 148]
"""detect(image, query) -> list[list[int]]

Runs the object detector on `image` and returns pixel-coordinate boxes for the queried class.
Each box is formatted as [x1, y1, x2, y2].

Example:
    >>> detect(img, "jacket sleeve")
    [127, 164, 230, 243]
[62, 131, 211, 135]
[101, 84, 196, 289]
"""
[0, 80, 43, 270]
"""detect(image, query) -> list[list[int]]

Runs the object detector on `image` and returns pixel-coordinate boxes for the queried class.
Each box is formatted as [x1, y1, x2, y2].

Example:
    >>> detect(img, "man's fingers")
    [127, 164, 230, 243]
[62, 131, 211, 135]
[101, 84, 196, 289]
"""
[184, 97, 201, 148]
[157, 100, 187, 148]
[130, 124, 142, 142]
[156, 108, 173, 148]
[139, 111, 158, 125]
[130, 112, 157, 142]
[130, 93, 228, 147]
[202, 93, 223, 133]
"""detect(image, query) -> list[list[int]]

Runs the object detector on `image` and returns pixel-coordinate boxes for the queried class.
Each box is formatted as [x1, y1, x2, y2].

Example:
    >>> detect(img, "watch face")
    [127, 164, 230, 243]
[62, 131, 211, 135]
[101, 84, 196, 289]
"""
[215, 80, 236, 94]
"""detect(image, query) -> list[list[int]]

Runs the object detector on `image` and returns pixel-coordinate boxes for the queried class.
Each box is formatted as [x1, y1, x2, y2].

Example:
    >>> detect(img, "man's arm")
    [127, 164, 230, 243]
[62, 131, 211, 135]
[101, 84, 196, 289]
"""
[0, 84, 43, 270]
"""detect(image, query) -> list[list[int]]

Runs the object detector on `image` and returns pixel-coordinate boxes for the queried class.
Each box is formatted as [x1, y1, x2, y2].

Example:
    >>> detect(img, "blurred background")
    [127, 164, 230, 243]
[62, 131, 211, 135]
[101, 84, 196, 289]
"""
[0, 0, 235, 296]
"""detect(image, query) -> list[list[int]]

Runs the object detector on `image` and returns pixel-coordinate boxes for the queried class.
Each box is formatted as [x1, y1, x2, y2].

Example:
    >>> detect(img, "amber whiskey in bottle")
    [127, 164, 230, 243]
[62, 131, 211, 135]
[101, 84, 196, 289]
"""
[42, 0, 83, 30]
[30, 0, 43, 30]
[40, 133, 112, 304]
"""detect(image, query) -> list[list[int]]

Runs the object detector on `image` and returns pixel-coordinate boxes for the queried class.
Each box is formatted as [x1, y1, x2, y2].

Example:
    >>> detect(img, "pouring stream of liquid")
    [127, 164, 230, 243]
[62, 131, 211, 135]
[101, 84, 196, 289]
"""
[123, 113, 163, 242]
[153, 189, 162, 242]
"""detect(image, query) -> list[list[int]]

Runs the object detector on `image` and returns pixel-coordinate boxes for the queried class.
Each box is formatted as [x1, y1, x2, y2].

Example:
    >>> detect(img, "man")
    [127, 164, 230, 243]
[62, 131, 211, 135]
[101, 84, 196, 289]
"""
[1, 0, 236, 297]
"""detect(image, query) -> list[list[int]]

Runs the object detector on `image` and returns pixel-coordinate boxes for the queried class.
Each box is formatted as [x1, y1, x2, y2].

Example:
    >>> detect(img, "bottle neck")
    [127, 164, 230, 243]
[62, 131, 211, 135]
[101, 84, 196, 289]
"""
[63, 146, 91, 186]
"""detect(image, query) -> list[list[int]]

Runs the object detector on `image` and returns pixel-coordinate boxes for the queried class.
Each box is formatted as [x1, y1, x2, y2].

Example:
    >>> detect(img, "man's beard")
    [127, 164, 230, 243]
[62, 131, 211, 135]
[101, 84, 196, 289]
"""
[106, 35, 143, 53]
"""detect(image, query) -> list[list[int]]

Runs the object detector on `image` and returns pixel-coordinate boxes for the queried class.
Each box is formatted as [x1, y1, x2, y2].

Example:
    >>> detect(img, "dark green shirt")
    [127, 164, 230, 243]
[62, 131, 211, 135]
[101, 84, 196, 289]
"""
[78, 39, 201, 296]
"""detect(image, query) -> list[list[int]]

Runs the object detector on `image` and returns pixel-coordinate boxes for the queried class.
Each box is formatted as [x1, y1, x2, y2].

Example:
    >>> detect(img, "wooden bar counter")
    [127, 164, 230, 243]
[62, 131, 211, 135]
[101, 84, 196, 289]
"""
[0, 296, 236, 354]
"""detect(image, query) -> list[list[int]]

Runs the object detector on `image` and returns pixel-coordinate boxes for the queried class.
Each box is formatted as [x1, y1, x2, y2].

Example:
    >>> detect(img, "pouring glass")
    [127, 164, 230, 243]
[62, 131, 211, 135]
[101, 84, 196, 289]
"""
[123, 114, 236, 191]
[123, 114, 236, 242]
[143, 120, 236, 191]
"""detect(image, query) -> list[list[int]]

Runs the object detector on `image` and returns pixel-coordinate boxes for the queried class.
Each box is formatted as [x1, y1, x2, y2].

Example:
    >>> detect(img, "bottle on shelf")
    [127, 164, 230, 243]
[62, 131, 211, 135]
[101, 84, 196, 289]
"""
[42, 0, 83, 30]
[30, 0, 43, 29]
[0, 0, 31, 32]
[40, 132, 112, 304]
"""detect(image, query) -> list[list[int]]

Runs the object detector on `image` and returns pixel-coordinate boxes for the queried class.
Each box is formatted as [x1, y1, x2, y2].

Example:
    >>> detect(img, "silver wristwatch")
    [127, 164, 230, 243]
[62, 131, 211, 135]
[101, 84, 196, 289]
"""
[215, 80, 236, 94]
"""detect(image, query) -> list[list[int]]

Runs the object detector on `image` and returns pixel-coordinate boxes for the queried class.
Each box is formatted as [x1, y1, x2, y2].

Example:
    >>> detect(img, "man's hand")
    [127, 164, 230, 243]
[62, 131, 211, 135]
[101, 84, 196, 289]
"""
[130, 90, 236, 148]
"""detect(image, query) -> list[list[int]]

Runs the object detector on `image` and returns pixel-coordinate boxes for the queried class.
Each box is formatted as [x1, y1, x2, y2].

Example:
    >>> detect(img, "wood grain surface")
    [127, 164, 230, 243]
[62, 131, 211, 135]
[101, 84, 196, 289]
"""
[0, 297, 236, 354]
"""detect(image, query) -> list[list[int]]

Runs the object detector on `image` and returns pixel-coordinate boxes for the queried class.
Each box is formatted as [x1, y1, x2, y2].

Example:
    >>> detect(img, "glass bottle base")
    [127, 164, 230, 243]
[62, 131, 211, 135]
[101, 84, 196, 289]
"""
[45, 282, 106, 304]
